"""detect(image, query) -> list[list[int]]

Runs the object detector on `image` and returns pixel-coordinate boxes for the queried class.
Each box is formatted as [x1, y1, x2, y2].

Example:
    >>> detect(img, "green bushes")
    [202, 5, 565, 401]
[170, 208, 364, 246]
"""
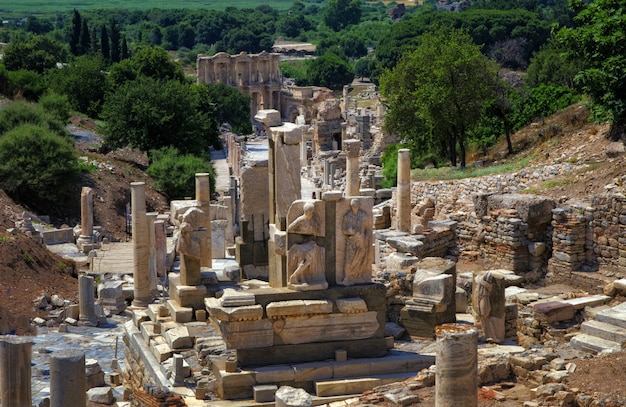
[0, 123, 81, 212]
[146, 146, 215, 200]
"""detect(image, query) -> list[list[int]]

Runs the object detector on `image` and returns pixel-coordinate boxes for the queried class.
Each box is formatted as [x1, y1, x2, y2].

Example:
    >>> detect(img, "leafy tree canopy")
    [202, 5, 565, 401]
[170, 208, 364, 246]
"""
[2, 34, 69, 74]
[380, 28, 499, 168]
[195, 83, 251, 134]
[557, 0, 626, 130]
[102, 77, 219, 156]
[306, 51, 354, 90]
[323, 0, 362, 31]
[107, 46, 185, 89]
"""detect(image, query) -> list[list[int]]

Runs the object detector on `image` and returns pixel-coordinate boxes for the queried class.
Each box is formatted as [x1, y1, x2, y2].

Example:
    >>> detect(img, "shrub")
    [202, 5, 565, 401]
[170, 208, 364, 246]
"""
[0, 124, 81, 212]
[146, 146, 215, 200]
[39, 92, 72, 123]
[0, 101, 66, 138]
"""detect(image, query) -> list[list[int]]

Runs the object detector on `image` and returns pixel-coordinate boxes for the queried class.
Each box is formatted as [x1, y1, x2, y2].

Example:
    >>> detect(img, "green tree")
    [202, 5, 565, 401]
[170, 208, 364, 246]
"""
[102, 77, 218, 156]
[46, 55, 109, 118]
[380, 28, 498, 168]
[146, 146, 215, 199]
[70, 9, 82, 56]
[196, 83, 251, 134]
[110, 20, 121, 63]
[323, 0, 362, 31]
[80, 19, 90, 55]
[306, 51, 354, 90]
[2, 34, 69, 74]
[526, 39, 582, 88]
[0, 101, 66, 137]
[557, 0, 626, 132]
[107, 46, 185, 89]
[0, 124, 80, 212]
[100, 24, 110, 63]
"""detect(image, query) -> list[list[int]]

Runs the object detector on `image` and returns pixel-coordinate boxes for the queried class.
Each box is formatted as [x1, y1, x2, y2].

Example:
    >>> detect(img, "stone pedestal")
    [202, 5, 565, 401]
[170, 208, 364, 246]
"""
[397, 149, 411, 233]
[131, 182, 152, 308]
[0, 336, 34, 407]
[79, 274, 98, 325]
[435, 324, 478, 407]
[344, 139, 361, 198]
[50, 349, 86, 407]
[77, 186, 95, 253]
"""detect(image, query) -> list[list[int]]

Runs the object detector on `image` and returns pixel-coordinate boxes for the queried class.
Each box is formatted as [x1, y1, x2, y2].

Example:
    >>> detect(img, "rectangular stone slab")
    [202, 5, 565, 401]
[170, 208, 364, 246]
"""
[273, 311, 379, 345]
[533, 301, 575, 323]
[237, 337, 388, 367]
[219, 319, 273, 349]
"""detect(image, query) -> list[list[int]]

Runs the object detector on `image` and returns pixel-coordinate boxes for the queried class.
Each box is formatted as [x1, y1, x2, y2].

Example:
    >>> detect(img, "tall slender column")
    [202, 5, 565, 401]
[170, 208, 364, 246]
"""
[77, 186, 94, 253]
[397, 149, 411, 233]
[0, 336, 34, 407]
[50, 349, 86, 407]
[435, 324, 478, 407]
[147, 212, 158, 296]
[344, 139, 361, 197]
[155, 219, 167, 278]
[131, 182, 151, 307]
[79, 274, 97, 325]
[196, 173, 212, 268]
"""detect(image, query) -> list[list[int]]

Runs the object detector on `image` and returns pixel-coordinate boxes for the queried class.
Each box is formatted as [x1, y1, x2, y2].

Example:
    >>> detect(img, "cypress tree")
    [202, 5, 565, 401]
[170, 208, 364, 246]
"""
[121, 35, 130, 60]
[100, 24, 110, 63]
[110, 20, 121, 63]
[70, 9, 81, 56]
[79, 19, 90, 55]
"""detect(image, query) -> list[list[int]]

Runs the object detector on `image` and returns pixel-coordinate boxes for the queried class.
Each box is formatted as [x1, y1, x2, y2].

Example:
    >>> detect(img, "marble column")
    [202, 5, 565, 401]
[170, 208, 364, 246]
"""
[397, 149, 411, 233]
[435, 324, 478, 407]
[0, 336, 34, 407]
[147, 212, 158, 297]
[78, 274, 97, 325]
[50, 349, 86, 407]
[155, 219, 167, 278]
[131, 182, 152, 307]
[344, 139, 361, 197]
[196, 173, 213, 268]
[77, 186, 94, 253]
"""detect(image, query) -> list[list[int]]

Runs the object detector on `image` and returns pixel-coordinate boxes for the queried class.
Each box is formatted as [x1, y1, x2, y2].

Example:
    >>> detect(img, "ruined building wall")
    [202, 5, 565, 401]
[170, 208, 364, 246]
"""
[197, 52, 282, 120]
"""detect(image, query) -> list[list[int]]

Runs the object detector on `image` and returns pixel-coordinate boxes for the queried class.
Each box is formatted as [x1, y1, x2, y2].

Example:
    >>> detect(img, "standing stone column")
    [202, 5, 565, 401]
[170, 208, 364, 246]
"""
[195, 173, 212, 268]
[50, 349, 86, 407]
[0, 336, 34, 407]
[131, 182, 152, 307]
[79, 274, 97, 325]
[344, 139, 361, 197]
[77, 186, 94, 253]
[155, 219, 167, 278]
[397, 149, 411, 233]
[435, 324, 478, 407]
[147, 212, 159, 297]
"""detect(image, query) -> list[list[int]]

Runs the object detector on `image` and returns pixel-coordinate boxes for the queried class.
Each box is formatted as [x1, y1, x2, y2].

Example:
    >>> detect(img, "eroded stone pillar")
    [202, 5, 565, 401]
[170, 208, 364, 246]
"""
[131, 182, 152, 307]
[0, 336, 34, 407]
[78, 274, 97, 325]
[147, 212, 158, 297]
[77, 186, 94, 253]
[155, 219, 167, 278]
[50, 349, 86, 407]
[435, 324, 478, 407]
[196, 173, 212, 268]
[397, 149, 411, 233]
[344, 139, 361, 198]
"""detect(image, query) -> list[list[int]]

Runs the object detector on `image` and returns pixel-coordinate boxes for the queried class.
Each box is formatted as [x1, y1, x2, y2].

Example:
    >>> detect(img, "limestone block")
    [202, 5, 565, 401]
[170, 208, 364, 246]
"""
[276, 386, 313, 407]
[220, 288, 256, 307]
[254, 385, 278, 402]
[413, 273, 453, 306]
[219, 319, 273, 349]
[87, 387, 113, 404]
[239, 164, 269, 242]
[254, 365, 295, 383]
[386, 236, 424, 256]
[456, 286, 468, 313]
[613, 279, 626, 292]
[166, 299, 193, 323]
[164, 326, 193, 349]
[333, 359, 371, 378]
[386, 252, 419, 273]
[304, 300, 333, 314]
[534, 301, 575, 323]
[85, 358, 102, 376]
[274, 138, 302, 219]
[255, 109, 281, 127]
[205, 297, 263, 321]
[561, 295, 611, 310]
[140, 322, 160, 344]
[335, 349, 347, 362]
[153, 343, 172, 363]
[267, 300, 307, 318]
[315, 378, 381, 397]
[293, 362, 333, 382]
[218, 370, 256, 388]
[336, 298, 367, 313]
[272, 312, 379, 344]
[335, 197, 374, 286]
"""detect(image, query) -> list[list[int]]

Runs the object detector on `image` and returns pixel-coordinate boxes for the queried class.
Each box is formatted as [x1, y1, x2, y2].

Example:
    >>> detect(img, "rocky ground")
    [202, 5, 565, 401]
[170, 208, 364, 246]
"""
[1, 103, 625, 405]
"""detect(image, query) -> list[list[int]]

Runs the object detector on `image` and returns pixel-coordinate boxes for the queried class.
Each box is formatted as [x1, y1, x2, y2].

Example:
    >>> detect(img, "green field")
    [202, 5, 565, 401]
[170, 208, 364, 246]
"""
[0, 0, 296, 15]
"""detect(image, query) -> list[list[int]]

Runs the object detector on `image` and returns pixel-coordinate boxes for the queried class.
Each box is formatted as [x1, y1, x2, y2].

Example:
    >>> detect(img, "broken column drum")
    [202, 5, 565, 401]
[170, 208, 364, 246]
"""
[195, 172, 213, 267]
[397, 149, 411, 233]
[344, 139, 361, 198]
[77, 186, 95, 253]
[435, 324, 478, 407]
[79, 274, 98, 325]
[0, 336, 34, 407]
[50, 349, 86, 407]
[131, 181, 152, 307]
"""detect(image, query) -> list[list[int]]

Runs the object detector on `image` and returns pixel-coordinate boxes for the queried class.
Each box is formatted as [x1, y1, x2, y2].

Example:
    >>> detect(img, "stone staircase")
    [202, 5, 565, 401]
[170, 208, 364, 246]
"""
[570, 302, 626, 354]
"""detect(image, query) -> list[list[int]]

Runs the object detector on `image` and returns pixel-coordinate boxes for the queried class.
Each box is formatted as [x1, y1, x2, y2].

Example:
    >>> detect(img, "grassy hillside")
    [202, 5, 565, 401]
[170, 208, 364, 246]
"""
[0, 0, 295, 14]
